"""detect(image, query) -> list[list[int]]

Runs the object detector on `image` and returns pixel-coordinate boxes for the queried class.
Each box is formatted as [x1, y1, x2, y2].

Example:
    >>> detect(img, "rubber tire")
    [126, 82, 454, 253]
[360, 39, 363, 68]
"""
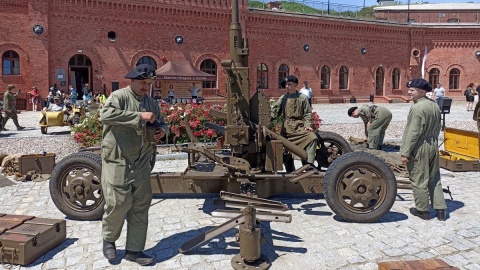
[40, 126, 47, 134]
[316, 131, 352, 153]
[324, 151, 397, 223]
[49, 152, 104, 220]
[316, 131, 352, 168]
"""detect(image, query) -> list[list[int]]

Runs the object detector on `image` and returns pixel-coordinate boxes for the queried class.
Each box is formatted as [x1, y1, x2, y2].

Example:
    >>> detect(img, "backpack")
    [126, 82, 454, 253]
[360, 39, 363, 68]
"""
[464, 89, 469, 96]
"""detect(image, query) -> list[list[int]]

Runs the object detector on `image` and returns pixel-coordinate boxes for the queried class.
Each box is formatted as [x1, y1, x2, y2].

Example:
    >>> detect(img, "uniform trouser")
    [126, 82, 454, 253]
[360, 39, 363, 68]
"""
[102, 157, 152, 252]
[406, 141, 447, 212]
[305, 139, 317, 164]
[367, 112, 392, 150]
[3, 110, 21, 128]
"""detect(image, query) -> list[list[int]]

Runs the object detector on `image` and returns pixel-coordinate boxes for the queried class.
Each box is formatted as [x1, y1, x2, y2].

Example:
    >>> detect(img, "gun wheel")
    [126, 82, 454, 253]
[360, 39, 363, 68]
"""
[316, 131, 353, 169]
[49, 152, 104, 220]
[324, 151, 397, 223]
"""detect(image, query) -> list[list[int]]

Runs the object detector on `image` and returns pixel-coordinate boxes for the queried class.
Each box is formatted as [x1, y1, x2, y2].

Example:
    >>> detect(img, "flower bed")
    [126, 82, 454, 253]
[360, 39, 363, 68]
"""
[70, 102, 322, 147]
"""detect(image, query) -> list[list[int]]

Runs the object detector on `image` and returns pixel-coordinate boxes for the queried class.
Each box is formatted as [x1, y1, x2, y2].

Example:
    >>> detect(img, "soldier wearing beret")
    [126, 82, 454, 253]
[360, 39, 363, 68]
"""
[100, 64, 168, 265]
[271, 75, 317, 171]
[2, 85, 25, 131]
[400, 78, 447, 221]
[348, 104, 392, 150]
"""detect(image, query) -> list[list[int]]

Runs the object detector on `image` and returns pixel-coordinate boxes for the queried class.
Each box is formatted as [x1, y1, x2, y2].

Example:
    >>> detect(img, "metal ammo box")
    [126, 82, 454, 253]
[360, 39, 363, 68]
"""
[0, 214, 66, 266]
[439, 127, 480, 172]
[18, 153, 56, 175]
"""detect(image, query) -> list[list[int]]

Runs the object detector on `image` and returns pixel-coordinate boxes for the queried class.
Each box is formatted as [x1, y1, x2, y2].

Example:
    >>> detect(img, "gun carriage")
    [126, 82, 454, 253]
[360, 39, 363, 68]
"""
[48, 0, 398, 225]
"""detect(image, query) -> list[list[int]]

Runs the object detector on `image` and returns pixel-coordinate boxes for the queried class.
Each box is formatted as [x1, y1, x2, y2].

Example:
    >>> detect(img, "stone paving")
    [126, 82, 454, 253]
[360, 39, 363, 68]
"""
[0, 102, 479, 269]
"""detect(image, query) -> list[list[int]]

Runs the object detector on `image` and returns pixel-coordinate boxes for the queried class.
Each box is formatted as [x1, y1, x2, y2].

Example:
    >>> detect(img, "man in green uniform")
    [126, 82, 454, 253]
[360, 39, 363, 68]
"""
[2, 85, 25, 131]
[271, 75, 317, 171]
[100, 64, 168, 265]
[400, 78, 447, 221]
[348, 104, 392, 150]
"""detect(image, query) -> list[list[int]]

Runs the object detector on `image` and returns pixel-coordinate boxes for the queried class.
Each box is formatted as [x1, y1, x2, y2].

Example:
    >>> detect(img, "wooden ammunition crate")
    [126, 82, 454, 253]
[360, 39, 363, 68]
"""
[0, 216, 66, 266]
[378, 258, 459, 270]
[439, 127, 480, 172]
[18, 153, 56, 175]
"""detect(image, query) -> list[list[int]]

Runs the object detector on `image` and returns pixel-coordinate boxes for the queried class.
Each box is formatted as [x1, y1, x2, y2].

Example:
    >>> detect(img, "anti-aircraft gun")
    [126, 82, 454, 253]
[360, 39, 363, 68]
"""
[48, 0, 397, 225]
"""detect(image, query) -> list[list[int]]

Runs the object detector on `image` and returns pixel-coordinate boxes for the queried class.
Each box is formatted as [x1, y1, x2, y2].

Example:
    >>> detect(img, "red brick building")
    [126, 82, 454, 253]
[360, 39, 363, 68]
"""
[2, 0, 480, 108]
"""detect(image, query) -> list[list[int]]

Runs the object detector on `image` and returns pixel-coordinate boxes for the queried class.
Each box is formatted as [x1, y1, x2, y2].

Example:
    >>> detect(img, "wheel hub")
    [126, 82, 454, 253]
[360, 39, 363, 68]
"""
[70, 179, 91, 199]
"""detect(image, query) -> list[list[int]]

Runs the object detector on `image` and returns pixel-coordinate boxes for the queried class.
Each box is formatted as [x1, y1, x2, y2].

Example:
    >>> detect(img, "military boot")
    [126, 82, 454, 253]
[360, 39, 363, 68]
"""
[17, 126, 25, 130]
[409, 207, 429, 220]
[102, 240, 117, 260]
[435, 209, 447, 221]
[125, 250, 155, 266]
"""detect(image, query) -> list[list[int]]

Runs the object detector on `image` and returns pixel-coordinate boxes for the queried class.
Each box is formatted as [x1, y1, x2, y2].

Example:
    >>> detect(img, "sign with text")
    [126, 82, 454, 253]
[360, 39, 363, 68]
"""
[152, 80, 202, 99]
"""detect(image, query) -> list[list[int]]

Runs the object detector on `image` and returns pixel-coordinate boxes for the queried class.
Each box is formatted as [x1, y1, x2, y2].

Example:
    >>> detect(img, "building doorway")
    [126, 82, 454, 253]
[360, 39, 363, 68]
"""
[68, 54, 92, 99]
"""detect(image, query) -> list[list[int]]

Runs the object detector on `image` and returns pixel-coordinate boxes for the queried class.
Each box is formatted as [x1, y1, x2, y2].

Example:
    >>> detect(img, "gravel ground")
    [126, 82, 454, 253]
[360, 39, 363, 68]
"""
[0, 102, 478, 162]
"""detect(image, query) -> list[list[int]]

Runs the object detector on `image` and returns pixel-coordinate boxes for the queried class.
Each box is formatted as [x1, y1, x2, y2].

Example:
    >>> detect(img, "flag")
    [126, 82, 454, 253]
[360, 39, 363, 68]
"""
[421, 45, 428, 79]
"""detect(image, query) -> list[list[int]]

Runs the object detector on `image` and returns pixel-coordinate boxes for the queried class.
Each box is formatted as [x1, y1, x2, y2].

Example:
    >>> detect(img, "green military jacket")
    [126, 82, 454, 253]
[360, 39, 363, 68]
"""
[358, 104, 375, 137]
[400, 97, 441, 158]
[100, 86, 168, 165]
[3, 90, 17, 111]
[271, 91, 312, 134]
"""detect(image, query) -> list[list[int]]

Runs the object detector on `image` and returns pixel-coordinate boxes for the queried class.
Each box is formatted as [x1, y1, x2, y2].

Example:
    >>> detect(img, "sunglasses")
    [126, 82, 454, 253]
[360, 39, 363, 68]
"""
[138, 71, 156, 80]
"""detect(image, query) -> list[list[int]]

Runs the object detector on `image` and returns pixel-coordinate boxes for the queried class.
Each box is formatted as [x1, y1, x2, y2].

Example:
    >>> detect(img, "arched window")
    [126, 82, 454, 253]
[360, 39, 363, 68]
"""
[200, 59, 217, 88]
[136, 56, 157, 70]
[2, 50, 20, 75]
[257, 63, 268, 89]
[428, 68, 440, 87]
[321, 65, 330, 89]
[339, 66, 348, 90]
[449, 68, 460, 90]
[392, 68, 400, 89]
[376, 67, 384, 92]
[278, 64, 289, 89]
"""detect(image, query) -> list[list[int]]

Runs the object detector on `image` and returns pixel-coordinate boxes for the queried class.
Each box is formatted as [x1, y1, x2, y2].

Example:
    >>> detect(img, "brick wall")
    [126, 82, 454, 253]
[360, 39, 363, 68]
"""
[1, 0, 480, 105]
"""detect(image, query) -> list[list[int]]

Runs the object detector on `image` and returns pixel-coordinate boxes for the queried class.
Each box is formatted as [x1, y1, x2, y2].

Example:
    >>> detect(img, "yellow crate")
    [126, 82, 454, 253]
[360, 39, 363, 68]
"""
[443, 127, 479, 159]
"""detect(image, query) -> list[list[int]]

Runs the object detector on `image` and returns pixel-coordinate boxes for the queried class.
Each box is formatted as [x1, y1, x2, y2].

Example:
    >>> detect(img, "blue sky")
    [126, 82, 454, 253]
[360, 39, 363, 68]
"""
[330, 0, 480, 8]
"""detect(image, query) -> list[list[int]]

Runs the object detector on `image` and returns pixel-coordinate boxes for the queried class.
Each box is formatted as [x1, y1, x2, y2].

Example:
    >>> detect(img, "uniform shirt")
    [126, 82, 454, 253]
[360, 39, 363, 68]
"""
[400, 97, 441, 158]
[271, 91, 312, 134]
[3, 90, 16, 110]
[299, 87, 312, 98]
[101, 86, 168, 165]
[358, 104, 376, 137]
[48, 102, 66, 111]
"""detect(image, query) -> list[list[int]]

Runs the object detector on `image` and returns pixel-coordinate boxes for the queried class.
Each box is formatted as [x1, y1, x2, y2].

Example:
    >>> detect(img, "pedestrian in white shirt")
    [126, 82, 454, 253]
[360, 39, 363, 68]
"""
[299, 81, 313, 107]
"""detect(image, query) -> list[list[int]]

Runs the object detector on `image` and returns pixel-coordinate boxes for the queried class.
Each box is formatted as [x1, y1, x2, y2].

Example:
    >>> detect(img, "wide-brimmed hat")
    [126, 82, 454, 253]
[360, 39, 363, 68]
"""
[125, 64, 156, 80]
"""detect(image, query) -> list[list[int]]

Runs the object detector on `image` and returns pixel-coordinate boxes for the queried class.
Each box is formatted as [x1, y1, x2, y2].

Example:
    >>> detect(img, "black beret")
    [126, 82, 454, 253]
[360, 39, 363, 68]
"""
[348, 106, 358, 117]
[280, 75, 299, 88]
[406, 78, 432, 92]
[125, 64, 156, 80]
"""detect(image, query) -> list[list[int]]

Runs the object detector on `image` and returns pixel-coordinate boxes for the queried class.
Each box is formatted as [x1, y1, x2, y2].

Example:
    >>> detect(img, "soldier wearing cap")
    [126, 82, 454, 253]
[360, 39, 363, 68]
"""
[400, 78, 447, 221]
[347, 104, 392, 150]
[100, 64, 168, 265]
[2, 85, 25, 131]
[271, 75, 317, 171]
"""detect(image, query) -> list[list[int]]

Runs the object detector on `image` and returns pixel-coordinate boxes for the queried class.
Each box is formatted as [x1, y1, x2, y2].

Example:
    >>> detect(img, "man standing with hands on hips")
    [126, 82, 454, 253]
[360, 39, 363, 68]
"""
[100, 64, 168, 265]
[400, 78, 447, 221]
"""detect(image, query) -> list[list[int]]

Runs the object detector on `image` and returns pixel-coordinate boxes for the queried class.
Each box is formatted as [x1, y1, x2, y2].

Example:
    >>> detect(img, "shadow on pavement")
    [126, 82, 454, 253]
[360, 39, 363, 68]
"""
[332, 211, 408, 223]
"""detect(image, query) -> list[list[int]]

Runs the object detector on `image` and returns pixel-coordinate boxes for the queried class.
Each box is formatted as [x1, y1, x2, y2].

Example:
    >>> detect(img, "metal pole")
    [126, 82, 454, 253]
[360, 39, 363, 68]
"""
[328, 0, 330, 15]
[407, 0, 410, 23]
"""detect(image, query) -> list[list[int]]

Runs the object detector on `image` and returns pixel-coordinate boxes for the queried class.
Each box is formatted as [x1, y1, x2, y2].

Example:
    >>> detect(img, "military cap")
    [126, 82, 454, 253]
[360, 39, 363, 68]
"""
[280, 75, 299, 88]
[348, 106, 358, 117]
[7, 85, 15, 90]
[125, 64, 156, 80]
[406, 78, 432, 92]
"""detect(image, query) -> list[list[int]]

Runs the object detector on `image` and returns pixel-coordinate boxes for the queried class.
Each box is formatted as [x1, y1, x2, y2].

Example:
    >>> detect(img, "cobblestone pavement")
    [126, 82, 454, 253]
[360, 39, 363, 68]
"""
[0, 102, 479, 269]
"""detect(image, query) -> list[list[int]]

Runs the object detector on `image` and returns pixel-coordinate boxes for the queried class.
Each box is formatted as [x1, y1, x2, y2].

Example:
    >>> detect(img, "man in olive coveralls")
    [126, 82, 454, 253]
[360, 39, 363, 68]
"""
[348, 104, 392, 150]
[400, 78, 447, 221]
[271, 75, 317, 170]
[2, 85, 25, 131]
[101, 64, 168, 265]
